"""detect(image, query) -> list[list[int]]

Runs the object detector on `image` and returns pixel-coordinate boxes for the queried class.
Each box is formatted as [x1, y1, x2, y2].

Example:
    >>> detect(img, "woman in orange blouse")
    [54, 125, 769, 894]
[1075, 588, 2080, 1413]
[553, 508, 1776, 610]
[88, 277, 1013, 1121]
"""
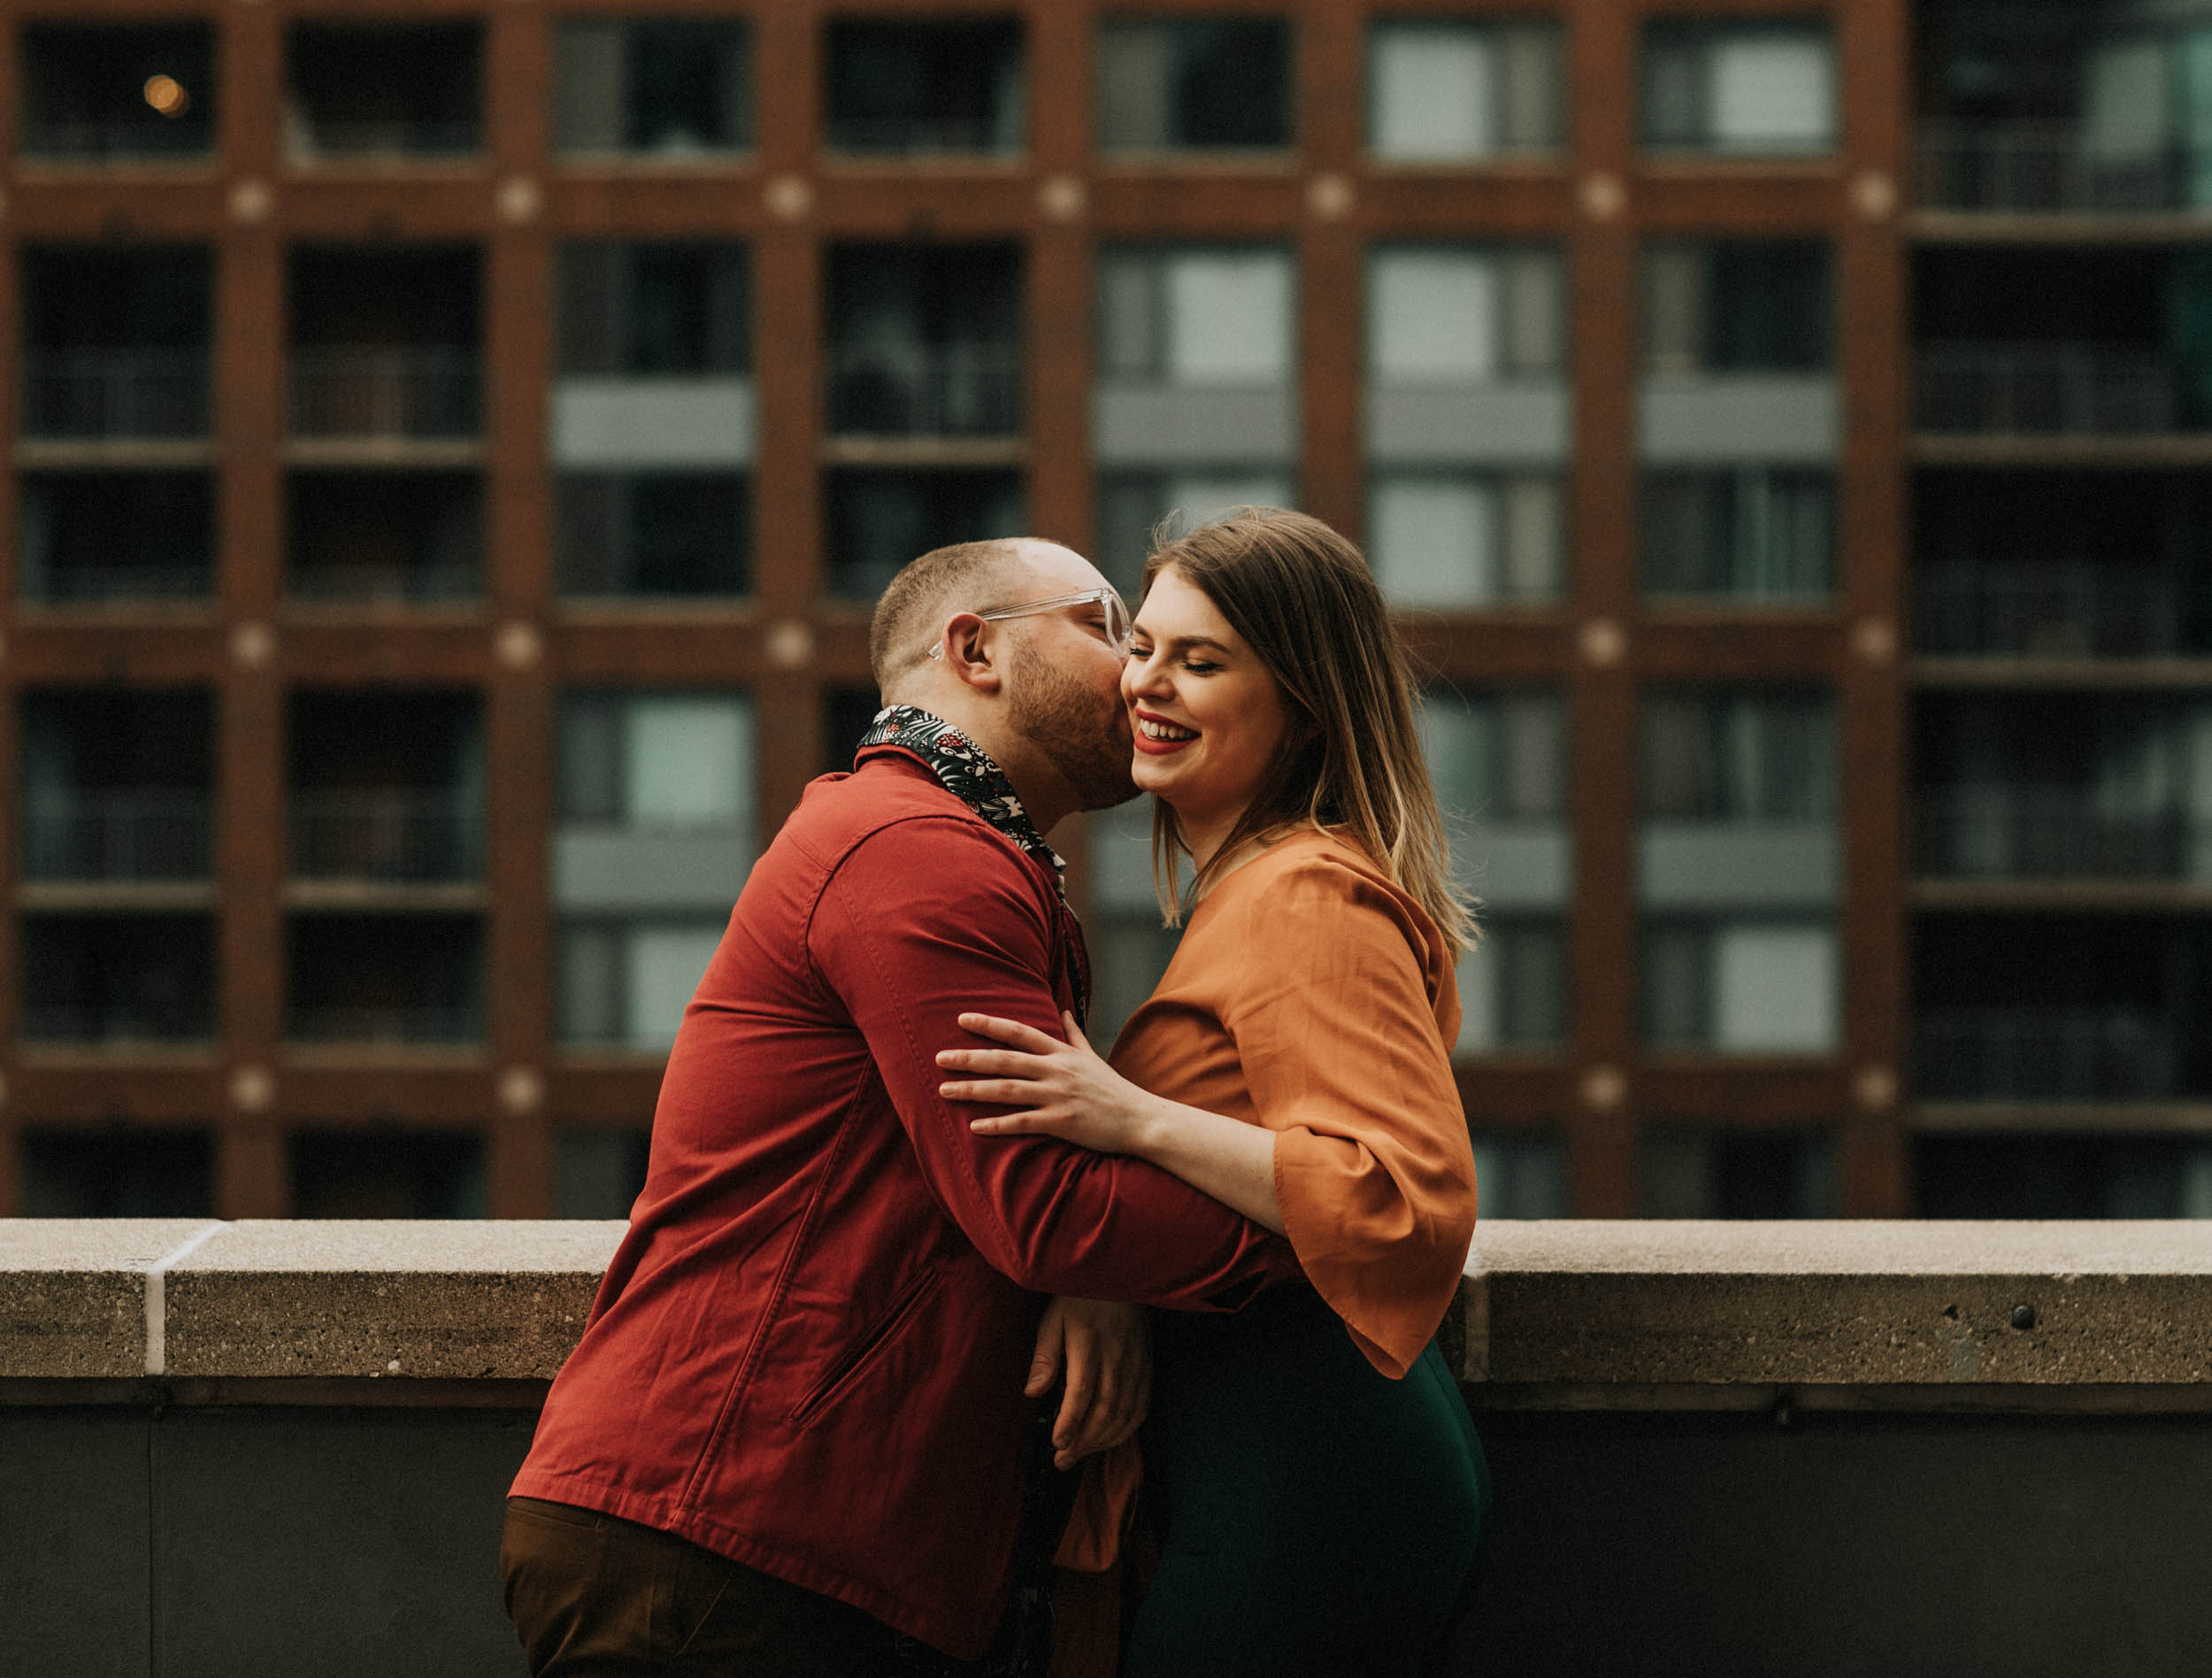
[937, 510, 1489, 1677]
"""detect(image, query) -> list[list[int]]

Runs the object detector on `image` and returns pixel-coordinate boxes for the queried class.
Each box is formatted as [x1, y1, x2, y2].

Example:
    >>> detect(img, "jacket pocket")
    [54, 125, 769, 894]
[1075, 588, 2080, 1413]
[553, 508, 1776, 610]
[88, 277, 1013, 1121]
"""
[785, 1264, 944, 1431]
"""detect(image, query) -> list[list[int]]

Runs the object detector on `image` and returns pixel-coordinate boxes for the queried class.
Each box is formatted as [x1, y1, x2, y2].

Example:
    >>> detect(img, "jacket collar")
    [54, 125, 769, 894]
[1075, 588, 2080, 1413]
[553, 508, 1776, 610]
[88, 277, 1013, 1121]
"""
[856, 705, 1066, 887]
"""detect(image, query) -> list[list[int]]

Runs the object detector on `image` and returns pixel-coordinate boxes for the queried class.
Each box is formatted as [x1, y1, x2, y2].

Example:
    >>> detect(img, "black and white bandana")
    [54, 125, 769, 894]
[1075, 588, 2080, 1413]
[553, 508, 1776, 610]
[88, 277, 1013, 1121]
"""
[856, 705, 1067, 887]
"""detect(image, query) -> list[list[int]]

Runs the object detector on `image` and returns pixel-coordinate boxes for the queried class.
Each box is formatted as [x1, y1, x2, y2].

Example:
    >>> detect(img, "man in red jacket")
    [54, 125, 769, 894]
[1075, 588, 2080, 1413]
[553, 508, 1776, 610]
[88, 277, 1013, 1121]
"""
[503, 537, 1296, 1675]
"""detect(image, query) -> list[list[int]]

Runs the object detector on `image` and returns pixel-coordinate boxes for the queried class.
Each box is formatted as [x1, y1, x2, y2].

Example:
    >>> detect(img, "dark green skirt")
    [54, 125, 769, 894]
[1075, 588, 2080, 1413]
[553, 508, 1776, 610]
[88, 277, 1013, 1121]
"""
[1122, 1284, 1490, 1678]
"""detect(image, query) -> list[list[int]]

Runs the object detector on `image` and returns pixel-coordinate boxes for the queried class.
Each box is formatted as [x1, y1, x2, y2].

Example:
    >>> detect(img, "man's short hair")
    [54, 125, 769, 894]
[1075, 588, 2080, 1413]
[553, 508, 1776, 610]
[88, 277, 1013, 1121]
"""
[867, 539, 1033, 689]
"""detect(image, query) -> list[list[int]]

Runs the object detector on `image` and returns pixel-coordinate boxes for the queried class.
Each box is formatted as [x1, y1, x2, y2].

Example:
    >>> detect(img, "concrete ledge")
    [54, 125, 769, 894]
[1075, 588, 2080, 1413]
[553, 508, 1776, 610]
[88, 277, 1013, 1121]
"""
[1465, 1222, 2212, 1389]
[5, 1220, 2210, 1397]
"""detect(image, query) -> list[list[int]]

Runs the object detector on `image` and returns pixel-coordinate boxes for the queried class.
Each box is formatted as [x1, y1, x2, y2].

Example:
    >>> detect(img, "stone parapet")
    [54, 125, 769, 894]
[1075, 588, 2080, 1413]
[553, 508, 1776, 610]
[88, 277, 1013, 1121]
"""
[4, 1219, 2210, 1395]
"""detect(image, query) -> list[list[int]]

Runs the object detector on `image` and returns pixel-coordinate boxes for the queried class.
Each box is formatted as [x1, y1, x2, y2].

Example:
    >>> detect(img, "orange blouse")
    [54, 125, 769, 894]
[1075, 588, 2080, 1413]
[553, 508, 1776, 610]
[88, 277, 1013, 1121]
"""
[1110, 827, 1479, 1378]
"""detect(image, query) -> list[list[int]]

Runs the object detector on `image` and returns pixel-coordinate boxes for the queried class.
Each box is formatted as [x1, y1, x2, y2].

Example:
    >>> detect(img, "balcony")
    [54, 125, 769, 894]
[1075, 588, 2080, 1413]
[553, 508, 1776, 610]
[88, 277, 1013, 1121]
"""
[288, 350, 480, 442]
[19, 349, 209, 442]
[826, 343, 1023, 439]
[1915, 1007, 2179, 1102]
[19, 23, 217, 163]
[17, 912, 214, 1044]
[1916, 789, 2192, 880]
[1916, 121, 2194, 216]
[22, 792, 212, 883]
[18, 470, 215, 604]
[285, 912, 484, 1046]
[288, 792, 482, 885]
[1916, 344, 2179, 436]
[1913, 560, 2189, 658]
[9, 1221, 2212, 1677]
[287, 470, 480, 603]
[285, 22, 481, 161]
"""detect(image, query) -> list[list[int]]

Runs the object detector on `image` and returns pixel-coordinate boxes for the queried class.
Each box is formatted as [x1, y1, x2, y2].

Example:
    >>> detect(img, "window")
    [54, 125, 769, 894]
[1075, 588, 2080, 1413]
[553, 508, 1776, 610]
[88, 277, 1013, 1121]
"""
[557, 473, 750, 599]
[1640, 21, 1836, 156]
[1640, 690, 1837, 822]
[826, 469, 1025, 600]
[1642, 241, 1832, 374]
[288, 692, 484, 884]
[291, 1131, 487, 1219]
[1642, 919, 1839, 1051]
[20, 23, 215, 161]
[1457, 920, 1570, 1051]
[560, 693, 757, 833]
[826, 19, 1024, 154]
[1099, 246, 1297, 387]
[286, 914, 485, 1045]
[1640, 469, 1833, 599]
[827, 244, 1023, 437]
[1367, 19, 1563, 160]
[19, 246, 211, 442]
[1914, 1136, 2212, 1220]
[20, 1129, 216, 1218]
[1370, 473, 1565, 606]
[1641, 1129, 1840, 1216]
[287, 471, 481, 603]
[1467, 1132, 1570, 1218]
[557, 242, 750, 377]
[1096, 472, 1295, 597]
[1084, 800, 1187, 1048]
[555, 19, 753, 156]
[560, 920, 726, 1050]
[287, 21, 481, 158]
[1368, 246, 1564, 384]
[1097, 18, 1292, 151]
[19, 471, 213, 603]
[556, 1128, 653, 1219]
[1422, 688, 1568, 821]
[20, 689, 213, 883]
[288, 247, 481, 442]
[19, 913, 216, 1044]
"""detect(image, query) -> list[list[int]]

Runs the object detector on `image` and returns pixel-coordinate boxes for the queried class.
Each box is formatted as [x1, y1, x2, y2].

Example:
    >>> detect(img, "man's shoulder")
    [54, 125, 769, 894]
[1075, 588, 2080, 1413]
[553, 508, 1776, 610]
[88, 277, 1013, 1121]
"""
[780, 754, 1041, 889]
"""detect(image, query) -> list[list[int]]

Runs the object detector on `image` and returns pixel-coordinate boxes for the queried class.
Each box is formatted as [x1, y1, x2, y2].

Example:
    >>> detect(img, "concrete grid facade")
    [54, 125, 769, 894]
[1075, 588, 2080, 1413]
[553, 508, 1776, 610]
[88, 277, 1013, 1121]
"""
[2, 0, 2200, 1222]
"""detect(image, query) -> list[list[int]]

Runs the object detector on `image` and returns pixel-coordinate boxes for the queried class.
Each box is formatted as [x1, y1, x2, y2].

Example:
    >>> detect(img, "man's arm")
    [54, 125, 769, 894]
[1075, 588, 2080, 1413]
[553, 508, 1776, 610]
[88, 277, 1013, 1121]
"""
[813, 819, 1298, 1307]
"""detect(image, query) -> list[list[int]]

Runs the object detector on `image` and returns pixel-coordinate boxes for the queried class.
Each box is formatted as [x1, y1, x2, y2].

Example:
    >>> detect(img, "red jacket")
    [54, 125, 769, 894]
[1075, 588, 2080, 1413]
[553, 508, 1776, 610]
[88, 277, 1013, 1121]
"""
[512, 749, 1294, 1657]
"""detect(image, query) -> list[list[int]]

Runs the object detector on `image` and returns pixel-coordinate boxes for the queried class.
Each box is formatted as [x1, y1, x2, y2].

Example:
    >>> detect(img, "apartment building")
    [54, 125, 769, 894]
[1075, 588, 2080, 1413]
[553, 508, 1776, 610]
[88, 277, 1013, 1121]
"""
[4, 1, 2204, 1222]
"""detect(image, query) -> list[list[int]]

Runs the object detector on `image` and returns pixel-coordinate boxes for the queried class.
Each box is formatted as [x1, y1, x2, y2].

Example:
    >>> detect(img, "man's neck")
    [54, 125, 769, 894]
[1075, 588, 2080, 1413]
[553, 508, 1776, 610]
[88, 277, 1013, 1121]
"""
[883, 692, 1074, 833]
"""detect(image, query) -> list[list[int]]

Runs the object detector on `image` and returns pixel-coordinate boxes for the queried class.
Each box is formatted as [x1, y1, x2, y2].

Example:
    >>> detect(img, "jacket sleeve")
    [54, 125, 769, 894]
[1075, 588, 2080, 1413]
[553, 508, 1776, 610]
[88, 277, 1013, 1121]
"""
[1227, 855, 1479, 1377]
[812, 817, 1299, 1307]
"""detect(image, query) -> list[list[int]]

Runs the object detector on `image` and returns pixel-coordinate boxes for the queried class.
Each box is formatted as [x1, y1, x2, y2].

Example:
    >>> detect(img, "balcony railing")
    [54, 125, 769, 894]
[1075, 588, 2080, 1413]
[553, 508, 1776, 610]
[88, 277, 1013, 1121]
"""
[1916, 1007, 2180, 1101]
[19, 349, 209, 440]
[288, 348, 480, 440]
[1913, 561, 2184, 658]
[285, 119, 480, 159]
[1916, 121, 2190, 215]
[826, 342, 1023, 436]
[285, 1004, 481, 1044]
[18, 1003, 212, 1044]
[288, 561, 480, 604]
[21, 119, 215, 163]
[1916, 789, 2193, 879]
[288, 791, 482, 882]
[1916, 344, 2180, 436]
[21, 792, 213, 881]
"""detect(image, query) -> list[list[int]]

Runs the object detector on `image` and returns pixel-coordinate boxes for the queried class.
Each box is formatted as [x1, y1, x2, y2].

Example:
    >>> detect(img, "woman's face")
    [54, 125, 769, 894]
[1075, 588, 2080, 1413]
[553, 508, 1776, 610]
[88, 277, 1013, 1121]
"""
[1120, 566, 1296, 847]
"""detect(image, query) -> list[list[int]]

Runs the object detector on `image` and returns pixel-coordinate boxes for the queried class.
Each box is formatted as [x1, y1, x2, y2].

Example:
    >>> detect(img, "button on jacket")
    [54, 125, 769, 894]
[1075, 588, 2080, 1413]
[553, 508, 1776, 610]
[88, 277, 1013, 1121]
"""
[511, 746, 1297, 1659]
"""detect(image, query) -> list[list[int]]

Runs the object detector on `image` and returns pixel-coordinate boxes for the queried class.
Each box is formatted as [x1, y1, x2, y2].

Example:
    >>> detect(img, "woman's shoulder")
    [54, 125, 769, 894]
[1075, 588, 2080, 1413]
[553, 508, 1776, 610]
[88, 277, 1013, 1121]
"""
[1214, 828, 1432, 935]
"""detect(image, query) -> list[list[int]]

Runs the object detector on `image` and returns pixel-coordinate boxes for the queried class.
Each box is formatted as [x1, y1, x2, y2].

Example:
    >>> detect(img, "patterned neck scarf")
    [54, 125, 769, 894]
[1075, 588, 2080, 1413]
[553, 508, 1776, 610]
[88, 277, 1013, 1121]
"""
[856, 705, 1067, 888]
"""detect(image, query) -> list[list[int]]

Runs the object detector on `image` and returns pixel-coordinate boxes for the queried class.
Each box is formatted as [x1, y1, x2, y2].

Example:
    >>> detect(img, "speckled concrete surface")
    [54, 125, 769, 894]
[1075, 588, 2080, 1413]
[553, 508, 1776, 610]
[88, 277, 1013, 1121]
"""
[1462, 1221, 2212, 1386]
[0, 1220, 220, 1378]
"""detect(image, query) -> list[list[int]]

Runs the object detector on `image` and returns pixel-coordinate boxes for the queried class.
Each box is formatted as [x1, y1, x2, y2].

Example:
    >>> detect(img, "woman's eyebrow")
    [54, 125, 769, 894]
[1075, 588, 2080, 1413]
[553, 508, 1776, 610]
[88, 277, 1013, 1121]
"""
[1135, 631, 1234, 655]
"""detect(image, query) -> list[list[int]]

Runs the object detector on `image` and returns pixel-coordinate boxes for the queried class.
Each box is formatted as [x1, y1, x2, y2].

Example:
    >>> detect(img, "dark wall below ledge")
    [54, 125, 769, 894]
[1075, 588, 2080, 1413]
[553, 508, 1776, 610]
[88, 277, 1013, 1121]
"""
[4, 1220, 2210, 1678]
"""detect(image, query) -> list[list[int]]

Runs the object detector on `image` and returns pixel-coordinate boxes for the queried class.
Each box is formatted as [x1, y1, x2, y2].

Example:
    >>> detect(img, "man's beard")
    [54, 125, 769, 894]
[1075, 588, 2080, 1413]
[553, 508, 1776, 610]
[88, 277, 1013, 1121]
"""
[1009, 643, 1139, 812]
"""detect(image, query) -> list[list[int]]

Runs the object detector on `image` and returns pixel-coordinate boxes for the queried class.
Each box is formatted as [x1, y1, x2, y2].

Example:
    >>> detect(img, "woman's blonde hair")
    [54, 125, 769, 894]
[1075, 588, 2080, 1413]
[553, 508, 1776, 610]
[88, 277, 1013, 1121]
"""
[1141, 507, 1477, 958]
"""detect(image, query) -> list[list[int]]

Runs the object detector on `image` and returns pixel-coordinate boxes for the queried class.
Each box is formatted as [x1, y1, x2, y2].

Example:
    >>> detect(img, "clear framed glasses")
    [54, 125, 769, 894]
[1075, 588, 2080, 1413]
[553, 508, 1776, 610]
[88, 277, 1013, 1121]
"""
[925, 587, 1133, 660]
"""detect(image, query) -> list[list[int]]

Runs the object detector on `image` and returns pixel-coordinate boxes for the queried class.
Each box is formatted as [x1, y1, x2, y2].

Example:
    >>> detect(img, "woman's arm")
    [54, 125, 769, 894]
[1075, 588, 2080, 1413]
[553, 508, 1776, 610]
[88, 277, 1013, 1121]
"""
[939, 1012, 1287, 1234]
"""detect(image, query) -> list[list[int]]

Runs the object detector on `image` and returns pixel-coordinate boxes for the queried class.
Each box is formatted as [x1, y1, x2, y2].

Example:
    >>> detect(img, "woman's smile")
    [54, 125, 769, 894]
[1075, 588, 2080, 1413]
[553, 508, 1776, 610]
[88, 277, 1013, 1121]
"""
[1133, 707, 1200, 753]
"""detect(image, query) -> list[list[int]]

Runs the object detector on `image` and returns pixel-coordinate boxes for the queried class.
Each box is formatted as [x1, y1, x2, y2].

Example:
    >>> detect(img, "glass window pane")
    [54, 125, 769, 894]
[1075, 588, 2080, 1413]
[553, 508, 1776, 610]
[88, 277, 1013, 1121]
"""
[624, 697, 752, 828]
[1165, 252, 1293, 383]
[1370, 25, 1496, 159]
[1501, 693, 1567, 817]
[1502, 476, 1566, 599]
[626, 922, 725, 1049]
[1468, 1132, 1570, 1219]
[1709, 34, 1834, 152]
[1369, 249, 1499, 383]
[555, 1128, 651, 1220]
[1712, 923, 1837, 1051]
[1096, 250, 1164, 379]
[558, 922, 623, 1043]
[1420, 691, 1498, 817]
[1371, 474, 1499, 605]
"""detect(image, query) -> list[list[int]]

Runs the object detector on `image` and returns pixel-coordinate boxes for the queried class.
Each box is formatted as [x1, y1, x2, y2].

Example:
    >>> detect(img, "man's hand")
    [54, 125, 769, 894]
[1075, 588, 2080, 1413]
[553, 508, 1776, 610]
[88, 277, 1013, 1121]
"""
[1026, 1297, 1150, 1471]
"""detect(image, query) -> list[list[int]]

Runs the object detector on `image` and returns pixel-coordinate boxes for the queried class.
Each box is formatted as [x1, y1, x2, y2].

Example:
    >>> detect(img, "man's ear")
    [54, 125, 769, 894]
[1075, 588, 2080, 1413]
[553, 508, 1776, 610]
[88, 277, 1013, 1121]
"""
[938, 613, 1004, 694]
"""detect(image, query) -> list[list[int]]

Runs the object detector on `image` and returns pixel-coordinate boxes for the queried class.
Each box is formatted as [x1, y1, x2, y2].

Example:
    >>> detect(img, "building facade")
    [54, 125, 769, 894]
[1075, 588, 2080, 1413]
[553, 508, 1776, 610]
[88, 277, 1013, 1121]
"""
[4, 0, 2206, 1222]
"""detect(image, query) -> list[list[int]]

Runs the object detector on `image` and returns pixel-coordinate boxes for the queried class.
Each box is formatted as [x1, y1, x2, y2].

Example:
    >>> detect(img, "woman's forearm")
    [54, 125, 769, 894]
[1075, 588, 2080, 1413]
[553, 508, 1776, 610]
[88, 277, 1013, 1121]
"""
[1133, 1097, 1286, 1235]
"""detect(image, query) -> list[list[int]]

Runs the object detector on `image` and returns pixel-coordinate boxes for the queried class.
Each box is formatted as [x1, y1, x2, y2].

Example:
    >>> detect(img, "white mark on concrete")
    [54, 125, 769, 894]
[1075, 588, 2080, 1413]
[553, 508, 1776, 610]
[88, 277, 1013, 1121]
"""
[144, 1221, 230, 1377]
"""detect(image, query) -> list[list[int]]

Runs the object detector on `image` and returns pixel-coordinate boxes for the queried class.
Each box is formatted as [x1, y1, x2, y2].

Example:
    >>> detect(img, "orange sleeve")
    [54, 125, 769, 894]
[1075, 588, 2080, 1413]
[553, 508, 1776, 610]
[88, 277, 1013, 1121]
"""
[1223, 853, 1479, 1377]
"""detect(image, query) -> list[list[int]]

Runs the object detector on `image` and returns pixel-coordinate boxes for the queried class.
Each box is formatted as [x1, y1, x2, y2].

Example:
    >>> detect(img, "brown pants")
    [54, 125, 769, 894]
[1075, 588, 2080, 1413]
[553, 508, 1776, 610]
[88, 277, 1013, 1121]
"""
[500, 1497, 916, 1677]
